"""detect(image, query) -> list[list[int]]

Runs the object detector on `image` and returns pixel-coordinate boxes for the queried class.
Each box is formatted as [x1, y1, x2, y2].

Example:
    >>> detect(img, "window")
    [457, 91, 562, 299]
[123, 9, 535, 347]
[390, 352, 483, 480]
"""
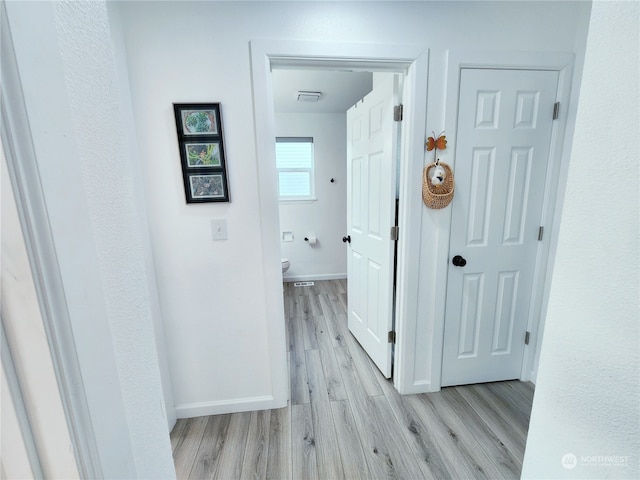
[276, 137, 314, 201]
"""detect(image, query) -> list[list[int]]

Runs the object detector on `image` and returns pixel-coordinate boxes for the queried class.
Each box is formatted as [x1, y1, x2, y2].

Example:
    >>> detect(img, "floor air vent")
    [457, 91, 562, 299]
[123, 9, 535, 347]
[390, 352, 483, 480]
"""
[294, 281, 315, 287]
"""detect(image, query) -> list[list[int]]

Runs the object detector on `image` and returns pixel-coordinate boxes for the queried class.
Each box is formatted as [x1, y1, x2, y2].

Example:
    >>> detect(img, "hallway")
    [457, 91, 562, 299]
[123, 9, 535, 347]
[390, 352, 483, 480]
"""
[171, 280, 533, 479]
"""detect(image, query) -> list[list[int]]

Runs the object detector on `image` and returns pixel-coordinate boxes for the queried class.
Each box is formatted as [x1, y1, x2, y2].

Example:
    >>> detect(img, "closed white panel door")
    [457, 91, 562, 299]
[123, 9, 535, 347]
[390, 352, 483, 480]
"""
[346, 77, 397, 378]
[442, 68, 559, 387]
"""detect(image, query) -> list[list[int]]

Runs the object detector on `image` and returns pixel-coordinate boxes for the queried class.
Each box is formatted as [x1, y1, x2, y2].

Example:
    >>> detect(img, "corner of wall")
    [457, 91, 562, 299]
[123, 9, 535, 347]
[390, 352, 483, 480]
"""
[6, 1, 178, 477]
[522, 2, 640, 477]
[105, 0, 177, 432]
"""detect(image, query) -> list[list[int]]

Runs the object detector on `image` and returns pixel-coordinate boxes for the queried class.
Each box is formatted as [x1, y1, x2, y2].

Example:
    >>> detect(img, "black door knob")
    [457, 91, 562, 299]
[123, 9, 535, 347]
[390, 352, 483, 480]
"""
[342, 235, 351, 244]
[452, 255, 467, 267]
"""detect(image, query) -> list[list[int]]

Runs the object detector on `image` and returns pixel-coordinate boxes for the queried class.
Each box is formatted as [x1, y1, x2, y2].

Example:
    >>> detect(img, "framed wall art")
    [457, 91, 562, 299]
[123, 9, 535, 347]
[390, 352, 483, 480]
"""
[174, 103, 230, 202]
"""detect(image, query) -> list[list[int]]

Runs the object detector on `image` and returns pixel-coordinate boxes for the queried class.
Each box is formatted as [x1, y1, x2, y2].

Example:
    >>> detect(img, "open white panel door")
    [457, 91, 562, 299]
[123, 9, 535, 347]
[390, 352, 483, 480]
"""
[442, 68, 559, 387]
[346, 76, 398, 378]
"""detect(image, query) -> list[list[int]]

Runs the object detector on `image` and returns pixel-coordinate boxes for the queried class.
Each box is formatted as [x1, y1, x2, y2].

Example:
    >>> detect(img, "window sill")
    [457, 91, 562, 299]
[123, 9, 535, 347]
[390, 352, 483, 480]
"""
[278, 197, 318, 205]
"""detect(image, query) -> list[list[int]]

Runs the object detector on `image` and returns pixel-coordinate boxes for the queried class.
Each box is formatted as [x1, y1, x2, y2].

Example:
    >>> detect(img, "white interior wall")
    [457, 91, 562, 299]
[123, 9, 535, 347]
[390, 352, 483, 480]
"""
[3, 0, 599, 473]
[4, 1, 175, 477]
[277, 113, 348, 281]
[522, 1, 640, 478]
[113, 0, 590, 414]
[106, 1, 176, 430]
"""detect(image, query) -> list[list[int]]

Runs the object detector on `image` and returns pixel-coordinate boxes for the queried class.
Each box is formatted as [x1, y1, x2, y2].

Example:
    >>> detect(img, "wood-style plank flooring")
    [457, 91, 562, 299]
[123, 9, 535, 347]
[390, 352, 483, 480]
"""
[171, 280, 535, 479]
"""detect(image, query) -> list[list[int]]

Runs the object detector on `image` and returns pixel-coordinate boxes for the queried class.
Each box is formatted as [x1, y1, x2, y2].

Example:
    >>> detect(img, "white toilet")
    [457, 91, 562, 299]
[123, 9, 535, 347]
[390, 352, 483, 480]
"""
[281, 258, 290, 273]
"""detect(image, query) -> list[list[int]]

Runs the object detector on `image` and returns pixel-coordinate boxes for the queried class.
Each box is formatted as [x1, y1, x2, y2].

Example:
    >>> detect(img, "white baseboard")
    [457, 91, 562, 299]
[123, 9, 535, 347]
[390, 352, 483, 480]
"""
[168, 416, 177, 433]
[175, 395, 277, 419]
[283, 273, 347, 282]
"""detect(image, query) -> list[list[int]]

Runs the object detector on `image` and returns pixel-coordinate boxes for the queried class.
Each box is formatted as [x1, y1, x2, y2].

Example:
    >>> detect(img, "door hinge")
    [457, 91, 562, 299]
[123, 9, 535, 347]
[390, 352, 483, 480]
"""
[390, 225, 399, 241]
[553, 102, 560, 120]
[524, 331, 531, 345]
[393, 104, 403, 122]
[538, 226, 544, 241]
[388, 331, 396, 344]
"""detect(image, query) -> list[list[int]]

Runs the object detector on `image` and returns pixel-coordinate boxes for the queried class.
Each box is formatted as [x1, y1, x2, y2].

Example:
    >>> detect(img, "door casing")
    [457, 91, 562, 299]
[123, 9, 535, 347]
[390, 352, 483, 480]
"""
[428, 51, 576, 391]
[250, 40, 429, 397]
[1, 4, 102, 474]
[251, 43, 576, 397]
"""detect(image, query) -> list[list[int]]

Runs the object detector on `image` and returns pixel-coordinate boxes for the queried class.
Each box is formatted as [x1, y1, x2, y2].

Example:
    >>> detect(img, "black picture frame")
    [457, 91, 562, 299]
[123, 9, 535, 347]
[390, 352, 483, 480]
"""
[174, 103, 230, 203]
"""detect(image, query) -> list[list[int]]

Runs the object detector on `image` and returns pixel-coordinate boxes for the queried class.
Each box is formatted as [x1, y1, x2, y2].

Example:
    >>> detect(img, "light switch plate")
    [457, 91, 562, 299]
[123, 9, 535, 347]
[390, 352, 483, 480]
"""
[211, 219, 227, 241]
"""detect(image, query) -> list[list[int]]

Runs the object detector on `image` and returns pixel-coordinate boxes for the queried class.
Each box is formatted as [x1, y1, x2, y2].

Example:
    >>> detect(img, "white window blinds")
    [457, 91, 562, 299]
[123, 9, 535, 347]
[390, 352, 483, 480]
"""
[276, 137, 314, 200]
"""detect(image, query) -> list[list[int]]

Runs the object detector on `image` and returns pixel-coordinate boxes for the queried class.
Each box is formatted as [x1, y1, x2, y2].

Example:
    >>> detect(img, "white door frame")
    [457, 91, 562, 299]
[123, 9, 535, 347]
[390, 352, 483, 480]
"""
[1, 3, 102, 475]
[250, 40, 428, 396]
[430, 50, 576, 390]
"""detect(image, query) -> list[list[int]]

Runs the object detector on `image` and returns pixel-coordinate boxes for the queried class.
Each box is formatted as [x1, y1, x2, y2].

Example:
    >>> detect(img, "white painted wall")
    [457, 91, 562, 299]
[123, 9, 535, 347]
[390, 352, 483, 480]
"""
[276, 113, 347, 281]
[3, 0, 599, 473]
[522, 1, 640, 478]
[112, 0, 591, 413]
[4, 1, 175, 477]
[106, 1, 177, 431]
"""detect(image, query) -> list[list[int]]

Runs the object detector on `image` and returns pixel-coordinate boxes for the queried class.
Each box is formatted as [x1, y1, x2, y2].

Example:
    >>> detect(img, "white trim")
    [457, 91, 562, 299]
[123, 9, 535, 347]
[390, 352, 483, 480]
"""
[283, 273, 347, 282]
[250, 41, 289, 410]
[431, 50, 576, 391]
[522, 56, 577, 384]
[278, 198, 318, 204]
[0, 4, 102, 476]
[0, 322, 44, 479]
[175, 396, 275, 419]
[250, 39, 429, 397]
[391, 50, 429, 395]
[398, 379, 433, 395]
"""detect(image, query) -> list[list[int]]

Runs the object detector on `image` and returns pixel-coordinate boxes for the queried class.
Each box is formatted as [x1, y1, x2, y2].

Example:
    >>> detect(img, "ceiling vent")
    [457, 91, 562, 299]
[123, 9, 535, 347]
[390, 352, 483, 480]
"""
[297, 91, 322, 102]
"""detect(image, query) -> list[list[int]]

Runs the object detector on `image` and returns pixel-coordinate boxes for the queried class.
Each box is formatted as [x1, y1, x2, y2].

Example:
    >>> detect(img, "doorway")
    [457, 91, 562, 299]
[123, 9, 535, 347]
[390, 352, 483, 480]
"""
[271, 69, 401, 378]
[271, 68, 374, 284]
[250, 40, 428, 397]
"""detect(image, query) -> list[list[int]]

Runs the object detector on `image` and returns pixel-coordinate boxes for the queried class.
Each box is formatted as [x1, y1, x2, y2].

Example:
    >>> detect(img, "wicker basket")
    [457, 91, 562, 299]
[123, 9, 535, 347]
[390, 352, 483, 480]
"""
[422, 161, 455, 209]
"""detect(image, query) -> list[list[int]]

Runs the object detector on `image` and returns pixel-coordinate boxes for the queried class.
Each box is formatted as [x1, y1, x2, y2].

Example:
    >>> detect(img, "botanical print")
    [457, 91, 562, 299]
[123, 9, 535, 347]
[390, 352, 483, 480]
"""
[189, 174, 225, 198]
[182, 110, 218, 135]
[185, 143, 221, 167]
[174, 103, 229, 202]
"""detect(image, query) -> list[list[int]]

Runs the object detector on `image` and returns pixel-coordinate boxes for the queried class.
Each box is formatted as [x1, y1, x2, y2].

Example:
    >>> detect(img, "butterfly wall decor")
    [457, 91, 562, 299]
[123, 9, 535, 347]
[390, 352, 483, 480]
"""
[426, 131, 447, 151]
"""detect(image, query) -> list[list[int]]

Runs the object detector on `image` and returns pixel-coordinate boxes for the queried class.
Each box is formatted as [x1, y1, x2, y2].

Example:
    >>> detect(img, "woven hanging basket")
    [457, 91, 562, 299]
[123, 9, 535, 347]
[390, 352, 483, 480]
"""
[422, 161, 455, 209]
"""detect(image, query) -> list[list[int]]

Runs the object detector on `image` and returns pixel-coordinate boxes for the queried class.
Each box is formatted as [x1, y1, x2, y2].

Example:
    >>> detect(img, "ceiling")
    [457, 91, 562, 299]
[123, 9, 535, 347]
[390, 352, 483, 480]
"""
[272, 69, 373, 114]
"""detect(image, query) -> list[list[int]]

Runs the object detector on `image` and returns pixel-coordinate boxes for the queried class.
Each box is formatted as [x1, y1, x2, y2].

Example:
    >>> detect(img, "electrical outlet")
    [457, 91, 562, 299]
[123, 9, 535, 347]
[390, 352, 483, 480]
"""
[211, 219, 227, 241]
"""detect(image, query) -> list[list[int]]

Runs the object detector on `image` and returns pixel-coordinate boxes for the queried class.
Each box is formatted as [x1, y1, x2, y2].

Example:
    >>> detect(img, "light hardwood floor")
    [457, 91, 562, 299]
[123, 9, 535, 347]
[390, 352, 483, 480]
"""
[171, 280, 534, 479]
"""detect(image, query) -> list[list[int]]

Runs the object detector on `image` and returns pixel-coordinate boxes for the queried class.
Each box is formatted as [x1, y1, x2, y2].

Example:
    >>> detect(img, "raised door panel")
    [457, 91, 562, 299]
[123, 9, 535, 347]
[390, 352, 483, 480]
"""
[345, 76, 397, 378]
[442, 68, 559, 387]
